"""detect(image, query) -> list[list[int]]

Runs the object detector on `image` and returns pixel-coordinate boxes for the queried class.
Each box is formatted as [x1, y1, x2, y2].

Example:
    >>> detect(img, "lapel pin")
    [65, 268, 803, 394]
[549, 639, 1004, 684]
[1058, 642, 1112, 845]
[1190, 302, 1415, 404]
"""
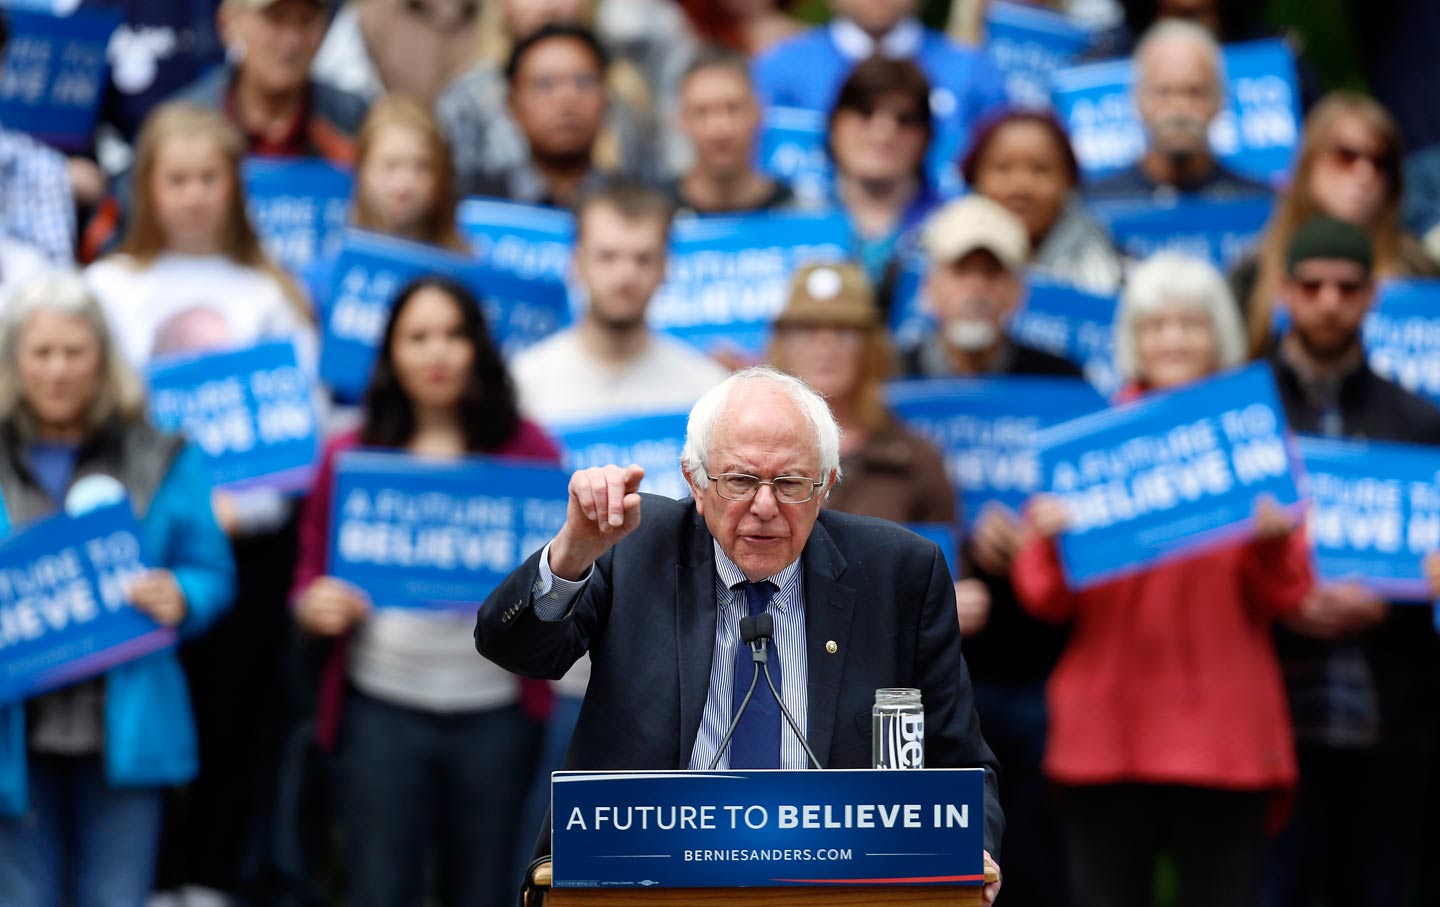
[825, 640, 838, 654]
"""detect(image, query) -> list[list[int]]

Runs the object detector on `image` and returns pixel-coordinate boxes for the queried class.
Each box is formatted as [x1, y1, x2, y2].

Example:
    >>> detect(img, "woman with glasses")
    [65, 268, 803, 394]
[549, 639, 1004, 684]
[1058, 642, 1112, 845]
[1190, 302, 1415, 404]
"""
[827, 57, 944, 313]
[1234, 91, 1438, 356]
[1012, 251, 1311, 907]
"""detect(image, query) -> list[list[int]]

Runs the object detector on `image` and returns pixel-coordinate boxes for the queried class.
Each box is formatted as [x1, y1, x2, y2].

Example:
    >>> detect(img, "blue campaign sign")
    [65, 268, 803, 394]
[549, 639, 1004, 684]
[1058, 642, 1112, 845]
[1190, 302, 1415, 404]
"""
[244, 157, 354, 274]
[1298, 436, 1440, 601]
[457, 197, 575, 287]
[1008, 278, 1121, 396]
[551, 411, 691, 501]
[1364, 279, 1440, 408]
[650, 212, 851, 355]
[0, 7, 120, 151]
[0, 501, 173, 705]
[887, 377, 1107, 531]
[147, 341, 319, 492]
[985, 2, 1093, 110]
[551, 768, 986, 888]
[757, 106, 833, 205]
[327, 450, 570, 610]
[1035, 363, 1303, 587]
[318, 230, 570, 401]
[1092, 195, 1272, 270]
[1052, 39, 1300, 186]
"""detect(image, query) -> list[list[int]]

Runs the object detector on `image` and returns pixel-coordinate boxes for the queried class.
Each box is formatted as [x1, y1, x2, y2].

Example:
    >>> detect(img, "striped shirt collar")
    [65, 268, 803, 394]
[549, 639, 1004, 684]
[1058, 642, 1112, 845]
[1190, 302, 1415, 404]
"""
[711, 540, 801, 614]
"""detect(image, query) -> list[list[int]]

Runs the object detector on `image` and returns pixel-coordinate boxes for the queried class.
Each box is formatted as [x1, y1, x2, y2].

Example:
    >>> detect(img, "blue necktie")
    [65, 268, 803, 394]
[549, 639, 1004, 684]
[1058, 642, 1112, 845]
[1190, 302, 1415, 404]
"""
[729, 580, 781, 769]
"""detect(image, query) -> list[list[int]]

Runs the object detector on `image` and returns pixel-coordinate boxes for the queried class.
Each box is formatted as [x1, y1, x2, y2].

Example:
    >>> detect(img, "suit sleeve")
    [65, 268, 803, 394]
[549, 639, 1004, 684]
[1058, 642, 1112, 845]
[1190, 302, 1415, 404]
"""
[915, 544, 1005, 857]
[474, 543, 614, 681]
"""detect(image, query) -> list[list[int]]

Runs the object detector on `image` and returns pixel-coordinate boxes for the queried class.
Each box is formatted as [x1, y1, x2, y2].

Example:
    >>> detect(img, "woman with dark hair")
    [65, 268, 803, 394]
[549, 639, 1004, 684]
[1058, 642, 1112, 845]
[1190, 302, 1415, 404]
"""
[963, 109, 1125, 295]
[828, 56, 944, 309]
[290, 276, 558, 907]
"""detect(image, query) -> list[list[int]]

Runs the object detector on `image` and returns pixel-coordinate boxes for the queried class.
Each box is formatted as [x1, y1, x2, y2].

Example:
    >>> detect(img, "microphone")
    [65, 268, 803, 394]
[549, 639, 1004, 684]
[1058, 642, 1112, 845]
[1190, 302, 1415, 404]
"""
[750, 614, 823, 770]
[709, 616, 763, 769]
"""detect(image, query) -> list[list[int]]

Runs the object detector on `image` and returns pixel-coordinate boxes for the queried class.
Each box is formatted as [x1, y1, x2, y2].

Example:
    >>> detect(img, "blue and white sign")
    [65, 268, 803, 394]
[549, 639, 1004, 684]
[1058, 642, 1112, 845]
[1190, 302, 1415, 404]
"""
[888, 377, 1108, 531]
[0, 7, 121, 151]
[1093, 195, 1272, 270]
[551, 411, 690, 501]
[985, 2, 1093, 110]
[551, 769, 986, 889]
[1008, 278, 1120, 396]
[244, 157, 353, 274]
[1298, 436, 1440, 601]
[651, 212, 851, 355]
[1053, 38, 1300, 186]
[0, 500, 170, 706]
[458, 197, 575, 288]
[1364, 279, 1440, 408]
[318, 230, 570, 401]
[147, 341, 319, 492]
[1035, 364, 1303, 587]
[757, 106, 833, 206]
[907, 523, 961, 578]
[327, 450, 569, 609]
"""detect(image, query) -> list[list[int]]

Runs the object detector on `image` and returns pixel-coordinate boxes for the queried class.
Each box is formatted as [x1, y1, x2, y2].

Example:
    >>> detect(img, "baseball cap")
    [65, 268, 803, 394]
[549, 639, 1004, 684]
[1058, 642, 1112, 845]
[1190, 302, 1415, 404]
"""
[774, 263, 879, 329]
[922, 195, 1030, 272]
[1286, 214, 1374, 276]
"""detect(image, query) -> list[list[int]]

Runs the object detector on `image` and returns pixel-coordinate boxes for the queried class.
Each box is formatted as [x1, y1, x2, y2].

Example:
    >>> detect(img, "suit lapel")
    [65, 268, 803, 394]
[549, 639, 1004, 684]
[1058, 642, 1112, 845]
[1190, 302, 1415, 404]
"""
[802, 518, 855, 768]
[676, 505, 718, 767]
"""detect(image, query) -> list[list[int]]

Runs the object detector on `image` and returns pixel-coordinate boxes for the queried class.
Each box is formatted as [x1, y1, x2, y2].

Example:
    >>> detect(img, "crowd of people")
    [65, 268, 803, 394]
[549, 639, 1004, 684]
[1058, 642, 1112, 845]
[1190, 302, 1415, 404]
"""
[0, 0, 1439, 906]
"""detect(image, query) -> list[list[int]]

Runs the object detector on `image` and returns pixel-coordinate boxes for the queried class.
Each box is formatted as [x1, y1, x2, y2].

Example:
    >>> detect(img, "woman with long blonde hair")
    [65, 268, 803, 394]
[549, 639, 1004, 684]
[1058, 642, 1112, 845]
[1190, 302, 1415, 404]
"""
[1236, 91, 1438, 356]
[350, 94, 465, 250]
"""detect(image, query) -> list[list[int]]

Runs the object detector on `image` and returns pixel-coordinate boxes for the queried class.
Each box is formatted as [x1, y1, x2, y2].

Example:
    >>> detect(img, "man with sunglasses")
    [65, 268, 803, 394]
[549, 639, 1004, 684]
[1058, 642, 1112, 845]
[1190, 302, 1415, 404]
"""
[1266, 214, 1440, 906]
[477, 367, 1005, 905]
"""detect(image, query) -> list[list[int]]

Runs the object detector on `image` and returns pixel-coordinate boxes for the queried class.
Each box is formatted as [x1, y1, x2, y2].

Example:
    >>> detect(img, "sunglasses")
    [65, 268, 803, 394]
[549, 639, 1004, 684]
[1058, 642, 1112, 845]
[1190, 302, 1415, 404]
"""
[1323, 144, 1394, 175]
[1294, 276, 1369, 297]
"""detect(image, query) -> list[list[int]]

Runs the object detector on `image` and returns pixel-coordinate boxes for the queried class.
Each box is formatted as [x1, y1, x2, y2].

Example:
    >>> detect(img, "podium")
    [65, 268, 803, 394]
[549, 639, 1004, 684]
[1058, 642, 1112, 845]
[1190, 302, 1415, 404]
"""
[533, 859, 1000, 905]
[537, 769, 994, 906]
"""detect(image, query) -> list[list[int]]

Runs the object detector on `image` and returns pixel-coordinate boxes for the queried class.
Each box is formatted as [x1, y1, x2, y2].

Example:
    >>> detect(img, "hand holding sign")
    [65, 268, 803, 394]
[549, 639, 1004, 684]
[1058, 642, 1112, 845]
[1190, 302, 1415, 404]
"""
[297, 576, 372, 637]
[1286, 583, 1389, 641]
[1023, 495, 1072, 541]
[1252, 494, 1297, 541]
[1426, 552, 1440, 600]
[126, 570, 187, 627]
[550, 465, 646, 581]
[971, 505, 1025, 575]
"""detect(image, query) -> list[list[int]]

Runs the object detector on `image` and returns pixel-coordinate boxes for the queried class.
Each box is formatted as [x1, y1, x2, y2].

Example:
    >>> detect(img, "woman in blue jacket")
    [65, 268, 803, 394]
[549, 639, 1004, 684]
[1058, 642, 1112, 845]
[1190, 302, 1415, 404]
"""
[0, 272, 236, 907]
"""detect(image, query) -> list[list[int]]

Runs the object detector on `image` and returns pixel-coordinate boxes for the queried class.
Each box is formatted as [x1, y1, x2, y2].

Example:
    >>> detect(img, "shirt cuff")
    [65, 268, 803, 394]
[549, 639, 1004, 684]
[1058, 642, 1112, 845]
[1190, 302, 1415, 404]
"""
[533, 541, 591, 621]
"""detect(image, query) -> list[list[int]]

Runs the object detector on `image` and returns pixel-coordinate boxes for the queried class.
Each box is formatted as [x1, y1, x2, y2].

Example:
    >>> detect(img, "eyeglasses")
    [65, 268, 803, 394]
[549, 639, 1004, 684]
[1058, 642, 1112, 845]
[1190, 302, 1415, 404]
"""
[1323, 144, 1394, 175]
[1294, 276, 1369, 297]
[705, 472, 825, 504]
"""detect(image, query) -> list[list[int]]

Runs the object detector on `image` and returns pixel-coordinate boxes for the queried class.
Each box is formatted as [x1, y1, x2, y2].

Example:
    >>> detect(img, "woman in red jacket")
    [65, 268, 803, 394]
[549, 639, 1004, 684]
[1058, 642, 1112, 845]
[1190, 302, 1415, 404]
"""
[1012, 251, 1312, 907]
[290, 276, 559, 907]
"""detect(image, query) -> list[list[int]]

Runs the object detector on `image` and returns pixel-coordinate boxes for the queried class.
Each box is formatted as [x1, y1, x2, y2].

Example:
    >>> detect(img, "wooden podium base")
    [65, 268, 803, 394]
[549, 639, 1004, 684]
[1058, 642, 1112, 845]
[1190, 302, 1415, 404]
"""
[535, 862, 998, 906]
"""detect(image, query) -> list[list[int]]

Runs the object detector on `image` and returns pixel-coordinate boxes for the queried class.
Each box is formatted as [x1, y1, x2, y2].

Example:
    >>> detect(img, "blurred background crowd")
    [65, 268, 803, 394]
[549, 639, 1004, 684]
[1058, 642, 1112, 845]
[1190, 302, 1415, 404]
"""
[0, 0, 1439, 905]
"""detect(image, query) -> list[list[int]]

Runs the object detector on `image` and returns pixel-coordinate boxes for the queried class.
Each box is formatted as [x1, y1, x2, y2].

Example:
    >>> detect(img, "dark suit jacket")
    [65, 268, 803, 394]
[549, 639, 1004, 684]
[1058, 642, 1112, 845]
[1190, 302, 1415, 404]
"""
[475, 494, 1004, 855]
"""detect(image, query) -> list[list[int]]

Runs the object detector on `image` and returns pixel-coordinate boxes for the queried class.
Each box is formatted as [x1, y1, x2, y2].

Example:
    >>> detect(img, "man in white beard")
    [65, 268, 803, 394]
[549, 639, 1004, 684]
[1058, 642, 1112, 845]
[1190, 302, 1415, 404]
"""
[1086, 19, 1271, 203]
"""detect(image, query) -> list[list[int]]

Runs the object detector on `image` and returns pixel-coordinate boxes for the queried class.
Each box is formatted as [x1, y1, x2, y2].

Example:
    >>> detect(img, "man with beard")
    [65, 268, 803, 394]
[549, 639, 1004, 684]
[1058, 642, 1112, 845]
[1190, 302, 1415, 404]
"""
[1266, 215, 1440, 906]
[1086, 20, 1270, 203]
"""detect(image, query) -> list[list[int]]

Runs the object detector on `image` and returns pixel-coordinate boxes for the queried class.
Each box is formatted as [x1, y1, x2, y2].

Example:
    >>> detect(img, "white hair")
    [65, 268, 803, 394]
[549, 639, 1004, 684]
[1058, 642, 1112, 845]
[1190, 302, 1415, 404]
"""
[0, 270, 147, 431]
[681, 366, 843, 491]
[1134, 19, 1226, 100]
[1114, 251, 1247, 382]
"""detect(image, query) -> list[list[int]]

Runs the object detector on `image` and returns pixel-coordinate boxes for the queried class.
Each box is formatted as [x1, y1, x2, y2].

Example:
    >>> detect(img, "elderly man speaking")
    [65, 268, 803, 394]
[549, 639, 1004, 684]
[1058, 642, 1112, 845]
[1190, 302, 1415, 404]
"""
[475, 367, 1003, 902]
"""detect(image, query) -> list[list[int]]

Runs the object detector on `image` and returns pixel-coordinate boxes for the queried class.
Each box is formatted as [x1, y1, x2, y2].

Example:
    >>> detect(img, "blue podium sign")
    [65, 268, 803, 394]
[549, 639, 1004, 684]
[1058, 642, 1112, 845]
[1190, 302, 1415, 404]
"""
[327, 450, 570, 610]
[985, 1, 1093, 110]
[1035, 364, 1303, 587]
[244, 157, 353, 273]
[1052, 38, 1300, 186]
[0, 501, 171, 705]
[888, 377, 1107, 531]
[651, 212, 851, 356]
[551, 768, 986, 889]
[1364, 279, 1440, 408]
[1298, 436, 1440, 601]
[551, 411, 691, 501]
[147, 341, 319, 492]
[0, 7, 121, 151]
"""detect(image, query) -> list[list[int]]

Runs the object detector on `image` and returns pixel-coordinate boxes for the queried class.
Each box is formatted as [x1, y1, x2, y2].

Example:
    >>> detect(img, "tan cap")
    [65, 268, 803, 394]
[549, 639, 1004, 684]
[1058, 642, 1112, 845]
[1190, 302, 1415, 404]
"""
[922, 195, 1031, 271]
[774, 263, 879, 329]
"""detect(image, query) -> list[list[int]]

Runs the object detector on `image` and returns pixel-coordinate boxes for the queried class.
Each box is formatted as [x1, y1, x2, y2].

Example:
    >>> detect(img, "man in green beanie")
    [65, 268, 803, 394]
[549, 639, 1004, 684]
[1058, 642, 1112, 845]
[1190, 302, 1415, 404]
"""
[1266, 212, 1440, 905]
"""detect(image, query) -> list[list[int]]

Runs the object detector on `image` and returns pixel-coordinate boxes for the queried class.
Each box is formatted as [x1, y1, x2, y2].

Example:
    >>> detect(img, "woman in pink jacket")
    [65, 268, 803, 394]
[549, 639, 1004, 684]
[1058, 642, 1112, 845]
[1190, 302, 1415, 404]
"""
[1012, 252, 1312, 907]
